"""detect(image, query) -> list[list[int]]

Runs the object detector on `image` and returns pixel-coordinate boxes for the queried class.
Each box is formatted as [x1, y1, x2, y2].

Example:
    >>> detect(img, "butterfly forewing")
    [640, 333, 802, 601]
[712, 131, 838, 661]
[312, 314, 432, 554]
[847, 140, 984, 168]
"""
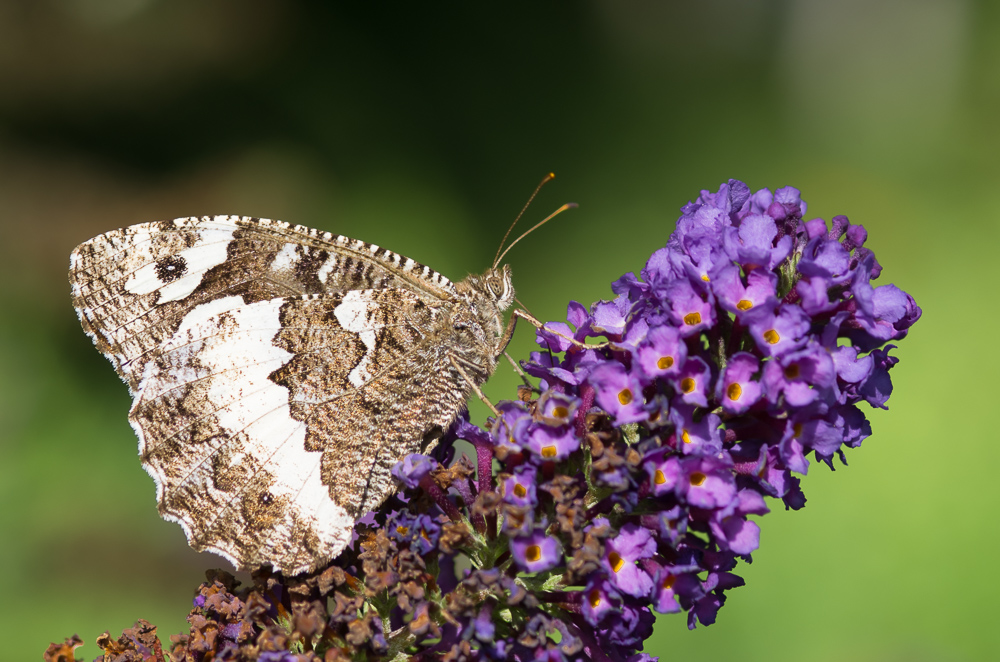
[69, 215, 507, 575]
[70, 215, 457, 392]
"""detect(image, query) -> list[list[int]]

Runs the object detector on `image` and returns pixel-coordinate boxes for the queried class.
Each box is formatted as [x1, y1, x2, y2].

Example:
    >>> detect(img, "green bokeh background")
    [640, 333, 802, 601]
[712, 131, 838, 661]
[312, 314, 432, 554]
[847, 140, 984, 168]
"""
[1, 1, 996, 660]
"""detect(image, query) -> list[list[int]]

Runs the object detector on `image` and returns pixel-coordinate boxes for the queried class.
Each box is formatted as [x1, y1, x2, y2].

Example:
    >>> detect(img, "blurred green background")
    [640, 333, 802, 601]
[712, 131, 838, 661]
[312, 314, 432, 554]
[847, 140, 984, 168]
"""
[0, 1, 996, 660]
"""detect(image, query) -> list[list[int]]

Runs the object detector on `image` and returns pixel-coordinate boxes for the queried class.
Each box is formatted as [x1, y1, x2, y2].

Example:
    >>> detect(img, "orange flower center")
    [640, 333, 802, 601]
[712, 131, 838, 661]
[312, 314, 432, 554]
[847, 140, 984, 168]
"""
[552, 406, 569, 418]
[763, 329, 780, 344]
[513, 483, 527, 498]
[608, 551, 625, 573]
[784, 364, 800, 379]
[525, 545, 542, 563]
[737, 299, 753, 311]
[681, 429, 692, 444]
[683, 312, 702, 326]
[726, 382, 742, 400]
[690, 472, 707, 487]
[618, 389, 633, 405]
[662, 575, 676, 590]
[588, 589, 602, 608]
[657, 355, 674, 370]
[654, 469, 666, 485]
[541, 445, 558, 459]
[396, 526, 409, 536]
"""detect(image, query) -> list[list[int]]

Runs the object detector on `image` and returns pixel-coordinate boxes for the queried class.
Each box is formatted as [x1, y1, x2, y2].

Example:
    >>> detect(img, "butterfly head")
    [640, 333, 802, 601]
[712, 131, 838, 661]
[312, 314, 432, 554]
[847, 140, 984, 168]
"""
[451, 265, 515, 359]
[482, 264, 515, 311]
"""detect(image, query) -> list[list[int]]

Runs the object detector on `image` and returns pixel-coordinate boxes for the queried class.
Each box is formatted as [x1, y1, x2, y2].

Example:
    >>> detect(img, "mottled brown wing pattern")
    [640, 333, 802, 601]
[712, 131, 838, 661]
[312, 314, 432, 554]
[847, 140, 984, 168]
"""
[270, 291, 478, 519]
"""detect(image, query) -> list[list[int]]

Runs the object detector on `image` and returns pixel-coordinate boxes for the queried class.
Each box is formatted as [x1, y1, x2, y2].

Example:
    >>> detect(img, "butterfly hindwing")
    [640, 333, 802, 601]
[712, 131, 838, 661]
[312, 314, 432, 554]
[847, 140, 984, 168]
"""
[127, 286, 474, 573]
[131, 295, 352, 573]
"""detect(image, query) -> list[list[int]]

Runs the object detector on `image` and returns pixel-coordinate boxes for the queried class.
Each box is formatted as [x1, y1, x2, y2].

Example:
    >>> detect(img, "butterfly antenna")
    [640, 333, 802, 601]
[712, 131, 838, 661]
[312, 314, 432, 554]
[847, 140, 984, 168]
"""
[493, 202, 578, 269]
[492, 172, 556, 269]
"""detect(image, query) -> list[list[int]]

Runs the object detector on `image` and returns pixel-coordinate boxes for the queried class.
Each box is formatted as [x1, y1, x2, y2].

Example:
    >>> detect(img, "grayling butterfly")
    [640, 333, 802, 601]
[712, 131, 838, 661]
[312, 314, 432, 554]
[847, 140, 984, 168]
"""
[69, 179, 571, 575]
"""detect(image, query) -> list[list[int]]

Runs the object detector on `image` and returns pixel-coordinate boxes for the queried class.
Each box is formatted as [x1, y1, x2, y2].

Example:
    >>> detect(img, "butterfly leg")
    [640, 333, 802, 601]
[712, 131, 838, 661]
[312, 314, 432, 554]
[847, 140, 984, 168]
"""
[502, 350, 538, 391]
[495, 306, 610, 358]
[495, 307, 520, 358]
[493, 315, 542, 391]
[449, 355, 502, 419]
[511, 308, 610, 350]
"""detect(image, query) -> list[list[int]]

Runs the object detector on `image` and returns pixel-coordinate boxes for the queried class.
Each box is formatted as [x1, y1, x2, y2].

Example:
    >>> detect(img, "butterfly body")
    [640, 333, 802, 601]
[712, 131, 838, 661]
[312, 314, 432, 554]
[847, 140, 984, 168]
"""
[70, 215, 513, 575]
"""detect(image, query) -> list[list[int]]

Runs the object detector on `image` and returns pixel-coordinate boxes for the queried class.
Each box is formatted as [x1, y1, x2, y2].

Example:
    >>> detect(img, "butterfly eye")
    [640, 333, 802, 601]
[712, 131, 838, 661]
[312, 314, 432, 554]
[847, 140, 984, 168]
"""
[486, 275, 506, 298]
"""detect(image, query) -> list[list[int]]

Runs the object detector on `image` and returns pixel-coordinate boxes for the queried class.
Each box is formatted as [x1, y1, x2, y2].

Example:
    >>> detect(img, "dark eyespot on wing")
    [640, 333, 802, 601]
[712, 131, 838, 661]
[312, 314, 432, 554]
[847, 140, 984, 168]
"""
[155, 255, 188, 283]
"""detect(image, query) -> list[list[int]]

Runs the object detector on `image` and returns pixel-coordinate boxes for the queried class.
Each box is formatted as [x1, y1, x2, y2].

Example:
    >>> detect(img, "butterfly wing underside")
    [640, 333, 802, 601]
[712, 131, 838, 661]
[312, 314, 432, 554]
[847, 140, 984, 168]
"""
[69, 216, 473, 574]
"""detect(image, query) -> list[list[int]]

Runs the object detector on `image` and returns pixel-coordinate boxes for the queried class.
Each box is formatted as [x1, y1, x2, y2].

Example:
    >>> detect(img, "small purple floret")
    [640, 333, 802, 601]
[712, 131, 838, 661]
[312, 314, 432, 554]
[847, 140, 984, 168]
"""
[391, 454, 438, 489]
[510, 528, 562, 573]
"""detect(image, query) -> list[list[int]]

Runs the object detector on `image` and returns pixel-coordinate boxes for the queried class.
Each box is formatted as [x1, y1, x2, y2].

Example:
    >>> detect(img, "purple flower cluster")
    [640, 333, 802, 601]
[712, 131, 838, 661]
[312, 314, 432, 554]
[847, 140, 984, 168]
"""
[511, 179, 919, 645]
[54, 180, 919, 662]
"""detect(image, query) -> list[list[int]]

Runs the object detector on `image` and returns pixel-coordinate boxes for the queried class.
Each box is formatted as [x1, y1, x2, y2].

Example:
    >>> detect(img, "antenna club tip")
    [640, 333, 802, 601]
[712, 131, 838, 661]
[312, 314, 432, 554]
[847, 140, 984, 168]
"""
[548, 171, 556, 179]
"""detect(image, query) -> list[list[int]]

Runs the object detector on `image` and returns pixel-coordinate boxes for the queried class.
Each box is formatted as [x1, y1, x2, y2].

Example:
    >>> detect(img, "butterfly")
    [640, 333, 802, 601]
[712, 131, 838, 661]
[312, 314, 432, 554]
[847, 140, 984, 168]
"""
[69, 214, 522, 575]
